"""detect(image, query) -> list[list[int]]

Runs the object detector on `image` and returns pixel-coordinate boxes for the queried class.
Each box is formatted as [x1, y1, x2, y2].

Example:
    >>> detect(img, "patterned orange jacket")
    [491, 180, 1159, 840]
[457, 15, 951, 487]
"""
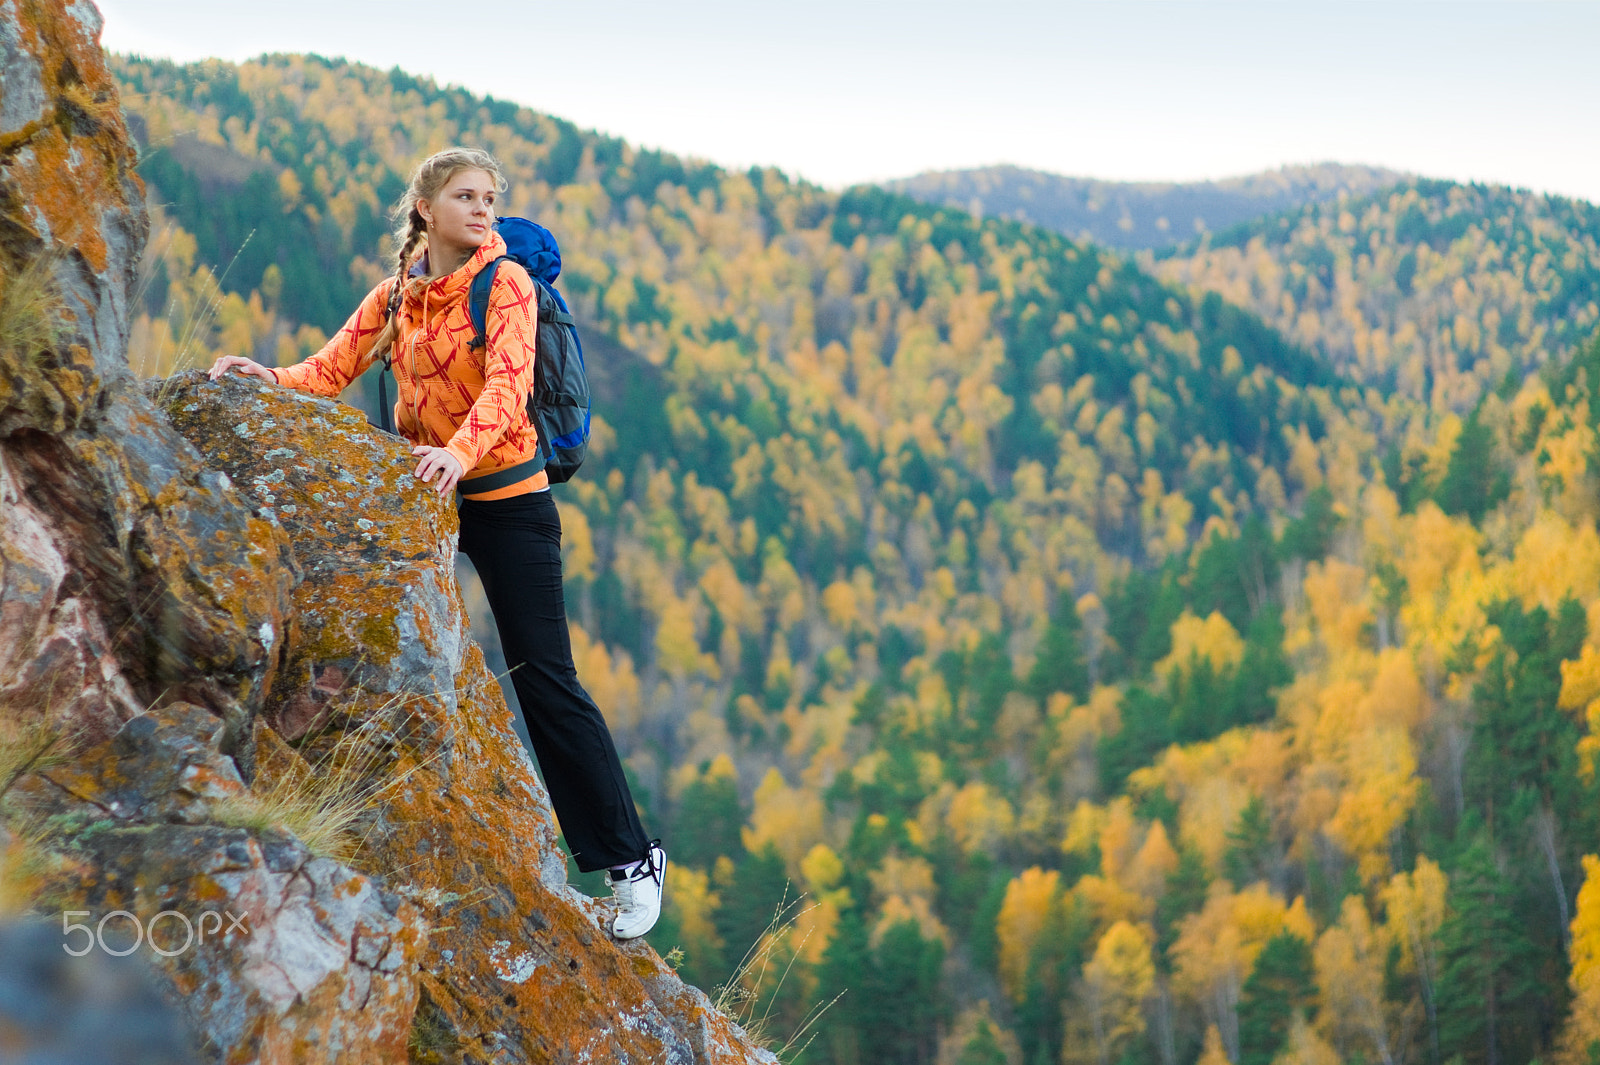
[272, 232, 546, 497]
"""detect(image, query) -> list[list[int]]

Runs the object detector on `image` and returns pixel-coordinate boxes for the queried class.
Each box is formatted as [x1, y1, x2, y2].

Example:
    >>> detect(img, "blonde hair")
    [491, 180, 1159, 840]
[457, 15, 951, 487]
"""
[371, 147, 508, 360]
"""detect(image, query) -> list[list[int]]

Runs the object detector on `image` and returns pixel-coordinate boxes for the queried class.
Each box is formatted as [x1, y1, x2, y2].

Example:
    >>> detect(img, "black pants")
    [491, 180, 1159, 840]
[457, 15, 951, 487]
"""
[458, 490, 650, 873]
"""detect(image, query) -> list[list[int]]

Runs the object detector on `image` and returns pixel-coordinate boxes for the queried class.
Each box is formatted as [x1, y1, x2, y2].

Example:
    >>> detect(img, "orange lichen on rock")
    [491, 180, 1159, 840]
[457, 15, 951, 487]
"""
[3, 0, 292, 749]
[1, 0, 142, 272]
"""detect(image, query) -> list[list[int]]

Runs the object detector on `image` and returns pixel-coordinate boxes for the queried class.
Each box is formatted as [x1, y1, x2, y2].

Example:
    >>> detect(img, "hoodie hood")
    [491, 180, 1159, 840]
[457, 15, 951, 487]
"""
[407, 218, 561, 286]
[403, 231, 508, 308]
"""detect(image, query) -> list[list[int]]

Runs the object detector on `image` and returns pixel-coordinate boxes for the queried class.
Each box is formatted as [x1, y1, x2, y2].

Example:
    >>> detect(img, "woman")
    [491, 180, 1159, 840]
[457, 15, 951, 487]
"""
[208, 147, 665, 939]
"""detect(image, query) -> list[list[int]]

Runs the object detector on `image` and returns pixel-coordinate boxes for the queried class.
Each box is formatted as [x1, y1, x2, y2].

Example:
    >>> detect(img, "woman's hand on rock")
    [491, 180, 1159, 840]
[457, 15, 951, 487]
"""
[412, 446, 465, 496]
[207, 355, 277, 383]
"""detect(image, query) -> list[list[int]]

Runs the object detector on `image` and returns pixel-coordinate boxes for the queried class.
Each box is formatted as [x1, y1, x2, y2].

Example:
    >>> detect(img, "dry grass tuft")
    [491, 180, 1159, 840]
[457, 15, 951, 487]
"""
[0, 716, 79, 916]
[0, 252, 66, 364]
[405, 995, 462, 1064]
[0, 715, 73, 806]
[129, 226, 255, 394]
[712, 886, 840, 1062]
[0, 819, 70, 917]
[211, 697, 436, 865]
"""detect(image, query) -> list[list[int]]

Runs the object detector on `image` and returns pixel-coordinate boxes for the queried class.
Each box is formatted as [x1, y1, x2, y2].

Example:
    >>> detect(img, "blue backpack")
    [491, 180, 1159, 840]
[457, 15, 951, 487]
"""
[377, 217, 590, 485]
[466, 217, 590, 484]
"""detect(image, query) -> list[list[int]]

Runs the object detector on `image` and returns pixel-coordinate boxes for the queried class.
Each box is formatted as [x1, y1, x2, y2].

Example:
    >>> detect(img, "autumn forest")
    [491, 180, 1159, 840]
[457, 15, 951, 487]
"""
[113, 53, 1600, 1065]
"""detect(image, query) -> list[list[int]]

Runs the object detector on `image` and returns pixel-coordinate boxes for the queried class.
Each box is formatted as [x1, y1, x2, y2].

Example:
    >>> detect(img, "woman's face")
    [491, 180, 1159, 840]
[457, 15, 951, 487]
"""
[420, 168, 497, 258]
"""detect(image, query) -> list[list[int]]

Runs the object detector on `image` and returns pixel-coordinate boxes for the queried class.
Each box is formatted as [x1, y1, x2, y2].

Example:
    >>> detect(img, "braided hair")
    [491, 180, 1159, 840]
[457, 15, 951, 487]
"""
[369, 147, 508, 364]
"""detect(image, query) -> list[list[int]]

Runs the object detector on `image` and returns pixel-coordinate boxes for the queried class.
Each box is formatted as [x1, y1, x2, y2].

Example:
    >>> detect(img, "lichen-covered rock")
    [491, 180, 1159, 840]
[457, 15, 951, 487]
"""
[156, 372, 778, 1065]
[2, 4, 413, 1057]
[0, 0, 145, 419]
[17, 702, 427, 1065]
[28, 700, 250, 823]
[154, 374, 470, 745]
[0, 439, 143, 738]
[0, 0, 295, 755]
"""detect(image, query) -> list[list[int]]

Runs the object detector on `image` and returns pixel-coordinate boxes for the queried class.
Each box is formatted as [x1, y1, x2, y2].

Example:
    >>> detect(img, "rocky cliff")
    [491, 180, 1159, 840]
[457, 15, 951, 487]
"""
[0, 2, 776, 1062]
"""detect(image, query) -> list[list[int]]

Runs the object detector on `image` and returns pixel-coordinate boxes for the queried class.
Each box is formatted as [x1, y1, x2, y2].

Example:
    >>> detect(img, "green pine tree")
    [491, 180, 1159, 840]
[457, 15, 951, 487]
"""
[1435, 834, 1543, 1065]
[955, 1018, 1010, 1065]
[817, 909, 875, 1065]
[670, 765, 745, 870]
[1026, 590, 1090, 702]
[1434, 405, 1510, 522]
[1237, 930, 1316, 1065]
[869, 918, 948, 1065]
[1157, 845, 1211, 962]
[1223, 795, 1276, 889]
[712, 845, 792, 989]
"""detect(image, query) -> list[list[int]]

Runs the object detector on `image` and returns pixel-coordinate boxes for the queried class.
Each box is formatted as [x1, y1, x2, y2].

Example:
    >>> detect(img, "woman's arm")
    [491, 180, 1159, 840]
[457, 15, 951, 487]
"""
[268, 279, 399, 397]
[440, 263, 538, 474]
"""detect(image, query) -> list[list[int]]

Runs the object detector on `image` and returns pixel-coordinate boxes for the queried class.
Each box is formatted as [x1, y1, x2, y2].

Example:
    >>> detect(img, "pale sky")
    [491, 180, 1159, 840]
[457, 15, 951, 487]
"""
[97, 0, 1600, 203]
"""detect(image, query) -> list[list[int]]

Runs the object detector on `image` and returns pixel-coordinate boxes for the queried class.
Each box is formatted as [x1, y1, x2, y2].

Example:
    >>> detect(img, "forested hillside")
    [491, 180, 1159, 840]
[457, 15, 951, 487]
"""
[113, 53, 1600, 1065]
[888, 164, 1404, 252]
[1153, 181, 1600, 414]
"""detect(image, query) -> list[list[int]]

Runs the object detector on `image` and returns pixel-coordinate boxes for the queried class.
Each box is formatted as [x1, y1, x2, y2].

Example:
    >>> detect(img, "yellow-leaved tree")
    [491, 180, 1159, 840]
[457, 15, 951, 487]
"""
[1314, 895, 1398, 1065]
[1380, 856, 1449, 1060]
[1169, 882, 1295, 1062]
[741, 768, 825, 872]
[995, 867, 1062, 1003]
[1557, 854, 1600, 1064]
[1074, 920, 1155, 1065]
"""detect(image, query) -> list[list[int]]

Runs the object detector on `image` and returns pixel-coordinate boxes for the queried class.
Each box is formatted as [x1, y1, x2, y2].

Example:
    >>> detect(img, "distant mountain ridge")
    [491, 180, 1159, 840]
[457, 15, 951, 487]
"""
[886, 162, 1407, 250]
[1151, 179, 1600, 410]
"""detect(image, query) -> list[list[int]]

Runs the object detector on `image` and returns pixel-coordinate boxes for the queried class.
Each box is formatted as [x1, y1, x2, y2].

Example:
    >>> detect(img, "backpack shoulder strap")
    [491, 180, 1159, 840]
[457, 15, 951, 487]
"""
[532, 277, 576, 328]
[467, 255, 510, 350]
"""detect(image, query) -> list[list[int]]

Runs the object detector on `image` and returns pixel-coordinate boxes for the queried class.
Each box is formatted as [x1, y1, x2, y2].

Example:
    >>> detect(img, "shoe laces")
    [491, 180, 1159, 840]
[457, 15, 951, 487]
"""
[611, 873, 639, 909]
[636, 841, 664, 887]
[611, 841, 664, 908]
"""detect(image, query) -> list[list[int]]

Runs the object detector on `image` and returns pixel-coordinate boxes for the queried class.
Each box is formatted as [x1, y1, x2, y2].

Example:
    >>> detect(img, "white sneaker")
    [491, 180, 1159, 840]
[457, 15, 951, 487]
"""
[609, 841, 666, 940]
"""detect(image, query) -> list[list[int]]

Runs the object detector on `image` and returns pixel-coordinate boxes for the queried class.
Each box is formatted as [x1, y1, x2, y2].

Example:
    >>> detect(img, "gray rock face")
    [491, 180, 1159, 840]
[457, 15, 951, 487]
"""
[0, 0, 295, 759]
[15, 702, 428, 1063]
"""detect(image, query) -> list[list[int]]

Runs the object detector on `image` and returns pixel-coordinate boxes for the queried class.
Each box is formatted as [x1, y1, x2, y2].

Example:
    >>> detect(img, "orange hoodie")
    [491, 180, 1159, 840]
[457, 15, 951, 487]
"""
[272, 232, 546, 498]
